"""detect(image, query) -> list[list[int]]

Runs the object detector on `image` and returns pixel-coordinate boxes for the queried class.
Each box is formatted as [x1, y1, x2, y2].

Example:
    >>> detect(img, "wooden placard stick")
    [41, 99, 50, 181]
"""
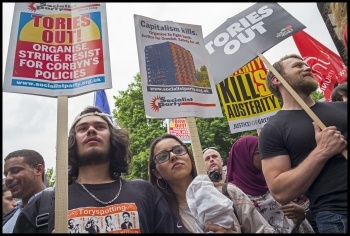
[55, 96, 69, 232]
[186, 116, 206, 174]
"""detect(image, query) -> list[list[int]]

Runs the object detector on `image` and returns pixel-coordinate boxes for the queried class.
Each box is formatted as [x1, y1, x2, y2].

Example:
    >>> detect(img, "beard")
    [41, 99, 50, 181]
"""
[286, 74, 319, 96]
[76, 148, 110, 166]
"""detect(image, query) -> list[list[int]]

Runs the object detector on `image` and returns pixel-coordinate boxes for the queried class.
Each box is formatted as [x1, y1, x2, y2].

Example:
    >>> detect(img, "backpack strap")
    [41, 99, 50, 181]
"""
[2, 206, 19, 226]
[222, 183, 242, 229]
[36, 190, 54, 233]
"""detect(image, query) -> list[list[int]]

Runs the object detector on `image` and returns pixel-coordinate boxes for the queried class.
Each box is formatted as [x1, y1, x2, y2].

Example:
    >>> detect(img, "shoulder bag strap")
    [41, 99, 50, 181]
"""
[36, 190, 54, 233]
[222, 183, 242, 229]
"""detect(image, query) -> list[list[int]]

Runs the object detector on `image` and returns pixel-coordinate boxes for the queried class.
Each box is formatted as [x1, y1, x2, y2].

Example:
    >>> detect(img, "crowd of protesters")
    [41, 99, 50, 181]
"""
[3, 46, 347, 235]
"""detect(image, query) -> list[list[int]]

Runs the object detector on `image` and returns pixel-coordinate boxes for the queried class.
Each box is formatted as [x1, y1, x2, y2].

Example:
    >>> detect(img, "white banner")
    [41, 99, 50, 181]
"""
[3, 3, 112, 97]
[134, 14, 223, 119]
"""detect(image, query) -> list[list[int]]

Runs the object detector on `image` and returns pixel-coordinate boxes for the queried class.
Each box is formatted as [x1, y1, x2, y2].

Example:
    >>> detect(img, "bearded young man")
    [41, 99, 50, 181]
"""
[13, 106, 183, 233]
[259, 54, 347, 233]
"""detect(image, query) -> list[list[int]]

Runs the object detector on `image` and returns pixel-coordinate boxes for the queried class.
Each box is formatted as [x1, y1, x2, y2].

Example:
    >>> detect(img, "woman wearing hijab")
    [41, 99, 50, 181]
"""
[227, 135, 315, 233]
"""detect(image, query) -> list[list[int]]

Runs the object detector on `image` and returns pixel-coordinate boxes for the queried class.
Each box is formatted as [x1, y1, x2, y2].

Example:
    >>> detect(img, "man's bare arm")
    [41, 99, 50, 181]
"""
[262, 122, 347, 205]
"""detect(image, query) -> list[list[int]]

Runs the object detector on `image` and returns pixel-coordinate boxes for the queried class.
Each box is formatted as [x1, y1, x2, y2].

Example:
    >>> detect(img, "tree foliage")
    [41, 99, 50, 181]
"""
[45, 167, 55, 187]
[311, 90, 324, 101]
[196, 116, 257, 162]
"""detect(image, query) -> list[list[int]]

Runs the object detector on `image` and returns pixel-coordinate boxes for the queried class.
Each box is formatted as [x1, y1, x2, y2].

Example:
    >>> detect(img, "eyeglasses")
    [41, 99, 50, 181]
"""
[202, 147, 218, 153]
[153, 145, 188, 164]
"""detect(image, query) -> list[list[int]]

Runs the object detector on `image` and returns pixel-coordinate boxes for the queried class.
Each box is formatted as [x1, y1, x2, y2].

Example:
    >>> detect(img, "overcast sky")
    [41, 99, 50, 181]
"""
[2, 3, 339, 170]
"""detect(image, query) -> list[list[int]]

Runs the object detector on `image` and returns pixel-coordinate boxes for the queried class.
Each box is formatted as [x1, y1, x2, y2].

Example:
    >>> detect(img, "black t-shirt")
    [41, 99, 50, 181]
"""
[259, 102, 347, 215]
[13, 179, 184, 233]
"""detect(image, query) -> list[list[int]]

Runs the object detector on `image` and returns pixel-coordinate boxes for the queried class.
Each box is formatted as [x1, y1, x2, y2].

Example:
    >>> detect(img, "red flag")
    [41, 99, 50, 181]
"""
[292, 30, 347, 102]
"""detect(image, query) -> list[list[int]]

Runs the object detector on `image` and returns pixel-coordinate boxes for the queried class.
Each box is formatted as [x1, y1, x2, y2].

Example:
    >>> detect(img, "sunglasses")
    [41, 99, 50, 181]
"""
[202, 147, 219, 153]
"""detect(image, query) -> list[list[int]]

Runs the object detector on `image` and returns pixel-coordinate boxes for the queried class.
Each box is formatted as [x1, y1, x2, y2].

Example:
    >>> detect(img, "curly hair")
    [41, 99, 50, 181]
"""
[148, 133, 197, 233]
[68, 106, 132, 184]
